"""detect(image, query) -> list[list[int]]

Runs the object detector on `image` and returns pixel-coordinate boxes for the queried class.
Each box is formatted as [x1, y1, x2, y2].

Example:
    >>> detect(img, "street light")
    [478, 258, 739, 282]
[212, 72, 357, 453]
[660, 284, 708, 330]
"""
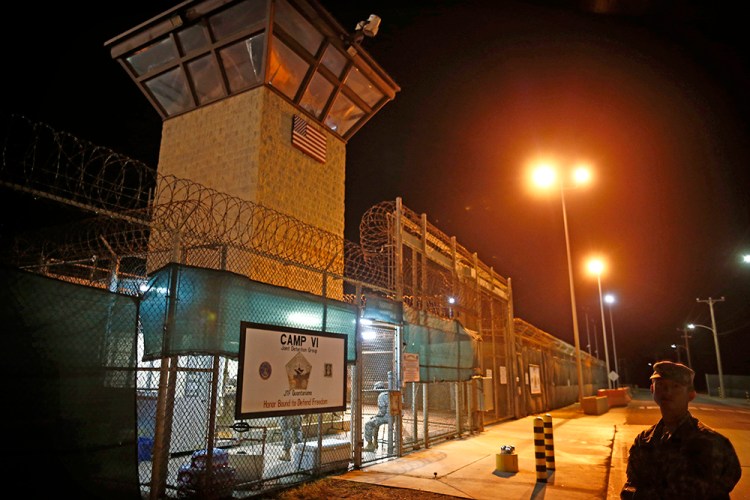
[604, 293, 619, 388]
[587, 258, 612, 389]
[530, 160, 591, 402]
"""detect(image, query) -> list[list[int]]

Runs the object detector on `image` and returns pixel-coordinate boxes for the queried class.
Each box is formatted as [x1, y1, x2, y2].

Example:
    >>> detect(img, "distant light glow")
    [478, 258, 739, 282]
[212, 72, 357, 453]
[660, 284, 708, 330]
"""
[361, 330, 377, 340]
[687, 323, 695, 330]
[287, 312, 320, 327]
[448, 296, 456, 304]
[604, 293, 615, 304]
[140, 283, 168, 294]
[743, 254, 750, 263]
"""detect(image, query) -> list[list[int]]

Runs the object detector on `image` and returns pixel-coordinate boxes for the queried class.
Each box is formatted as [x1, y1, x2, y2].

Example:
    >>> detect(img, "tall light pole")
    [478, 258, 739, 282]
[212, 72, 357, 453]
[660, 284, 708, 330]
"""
[530, 161, 591, 402]
[588, 259, 611, 389]
[604, 293, 619, 388]
[692, 295, 725, 398]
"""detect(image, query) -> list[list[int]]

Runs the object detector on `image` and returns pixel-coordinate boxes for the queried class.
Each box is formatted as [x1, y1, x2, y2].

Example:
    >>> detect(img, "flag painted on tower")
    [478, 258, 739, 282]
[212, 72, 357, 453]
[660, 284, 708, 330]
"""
[292, 114, 326, 163]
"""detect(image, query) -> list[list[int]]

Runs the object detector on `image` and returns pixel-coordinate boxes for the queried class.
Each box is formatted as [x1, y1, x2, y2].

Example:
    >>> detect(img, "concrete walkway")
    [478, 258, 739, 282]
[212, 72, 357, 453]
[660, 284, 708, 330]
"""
[334, 390, 749, 499]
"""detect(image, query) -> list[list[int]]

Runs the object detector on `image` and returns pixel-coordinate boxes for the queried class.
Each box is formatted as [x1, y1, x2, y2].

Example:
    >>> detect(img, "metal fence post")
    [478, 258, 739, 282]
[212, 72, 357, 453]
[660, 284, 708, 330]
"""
[423, 383, 429, 449]
[353, 283, 363, 468]
[455, 382, 462, 438]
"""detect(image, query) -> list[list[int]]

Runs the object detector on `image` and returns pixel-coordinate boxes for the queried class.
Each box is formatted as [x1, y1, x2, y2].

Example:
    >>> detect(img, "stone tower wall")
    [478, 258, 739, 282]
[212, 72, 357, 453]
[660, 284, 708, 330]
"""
[152, 87, 346, 298]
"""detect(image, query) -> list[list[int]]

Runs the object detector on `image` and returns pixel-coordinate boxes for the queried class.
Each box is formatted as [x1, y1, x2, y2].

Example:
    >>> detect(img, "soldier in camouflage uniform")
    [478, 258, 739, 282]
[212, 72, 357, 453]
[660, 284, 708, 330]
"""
[621, 361, 741, 499]
[278, 414, 303, 461]
[363, 381, 390, 451]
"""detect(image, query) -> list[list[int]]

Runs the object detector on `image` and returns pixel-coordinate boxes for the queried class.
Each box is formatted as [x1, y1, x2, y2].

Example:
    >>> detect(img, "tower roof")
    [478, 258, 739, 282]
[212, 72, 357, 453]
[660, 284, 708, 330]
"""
[105, 0, 400, 141]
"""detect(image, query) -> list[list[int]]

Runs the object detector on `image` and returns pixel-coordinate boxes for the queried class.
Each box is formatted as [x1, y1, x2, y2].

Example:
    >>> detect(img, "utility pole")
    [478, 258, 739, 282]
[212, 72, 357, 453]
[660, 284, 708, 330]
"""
[696, 296, 725, 398]
[677, 327, 692, 369]
[673, 345, 682, 364]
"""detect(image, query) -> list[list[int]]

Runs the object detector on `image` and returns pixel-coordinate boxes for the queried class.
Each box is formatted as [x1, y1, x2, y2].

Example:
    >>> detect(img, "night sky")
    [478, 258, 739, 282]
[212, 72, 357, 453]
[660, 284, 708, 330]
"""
[3, 1, 749, 390]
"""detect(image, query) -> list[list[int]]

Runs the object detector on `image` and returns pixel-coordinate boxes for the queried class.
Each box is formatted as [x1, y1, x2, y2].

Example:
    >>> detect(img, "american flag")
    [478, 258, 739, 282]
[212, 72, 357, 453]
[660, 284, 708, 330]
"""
[291, 114, 326, 163]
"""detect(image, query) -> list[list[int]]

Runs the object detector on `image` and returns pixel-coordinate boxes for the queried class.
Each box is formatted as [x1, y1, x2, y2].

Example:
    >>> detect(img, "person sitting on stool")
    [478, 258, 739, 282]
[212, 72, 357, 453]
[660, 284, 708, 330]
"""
[363, 381, 389, 451]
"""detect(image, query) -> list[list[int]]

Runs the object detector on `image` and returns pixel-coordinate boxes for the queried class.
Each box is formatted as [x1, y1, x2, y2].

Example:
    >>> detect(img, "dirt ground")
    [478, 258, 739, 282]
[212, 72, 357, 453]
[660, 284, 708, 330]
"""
[265, 476, 461, 499]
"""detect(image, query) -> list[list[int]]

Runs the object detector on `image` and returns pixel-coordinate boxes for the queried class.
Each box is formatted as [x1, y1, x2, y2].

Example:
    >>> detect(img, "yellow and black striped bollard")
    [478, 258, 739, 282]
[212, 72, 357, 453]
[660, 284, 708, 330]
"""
[533, 417, 547, 482]
[543, 413, 555, 471]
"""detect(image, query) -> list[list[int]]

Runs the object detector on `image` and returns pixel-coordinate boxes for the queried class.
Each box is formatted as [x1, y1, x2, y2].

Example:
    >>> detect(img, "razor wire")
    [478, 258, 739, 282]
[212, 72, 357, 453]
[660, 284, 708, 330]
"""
[1, 113, 509, 323]
[1, 114, 390, 291]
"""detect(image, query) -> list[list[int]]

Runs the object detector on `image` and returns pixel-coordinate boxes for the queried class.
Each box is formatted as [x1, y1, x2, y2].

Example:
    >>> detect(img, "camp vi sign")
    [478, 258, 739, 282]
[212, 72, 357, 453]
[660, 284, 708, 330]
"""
[235, 322, 346, 418]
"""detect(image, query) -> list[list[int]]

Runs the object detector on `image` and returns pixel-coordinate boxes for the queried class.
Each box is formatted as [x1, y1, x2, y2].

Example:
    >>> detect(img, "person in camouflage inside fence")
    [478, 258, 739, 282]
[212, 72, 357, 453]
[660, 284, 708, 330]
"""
[363, 381, 390, 451]
[621, 360, 741, 499]
[279, 414, 303, 461]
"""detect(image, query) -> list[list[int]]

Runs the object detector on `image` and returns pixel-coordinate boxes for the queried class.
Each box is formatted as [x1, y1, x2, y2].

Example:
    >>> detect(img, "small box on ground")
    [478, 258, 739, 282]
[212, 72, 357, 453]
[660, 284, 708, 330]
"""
[292, 438, 351, 472]
[495, 452, 519, 472]
[228, 451, 264, 487]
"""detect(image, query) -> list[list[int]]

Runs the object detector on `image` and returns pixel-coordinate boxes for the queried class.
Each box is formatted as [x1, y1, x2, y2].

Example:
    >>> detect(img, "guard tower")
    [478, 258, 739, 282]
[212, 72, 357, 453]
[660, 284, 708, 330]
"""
[105, 0, 399, 294]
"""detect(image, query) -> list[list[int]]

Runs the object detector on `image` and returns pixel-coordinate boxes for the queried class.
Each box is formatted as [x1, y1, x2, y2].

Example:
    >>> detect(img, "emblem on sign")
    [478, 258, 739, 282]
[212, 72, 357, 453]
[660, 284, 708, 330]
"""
[259, 361, 272, 380]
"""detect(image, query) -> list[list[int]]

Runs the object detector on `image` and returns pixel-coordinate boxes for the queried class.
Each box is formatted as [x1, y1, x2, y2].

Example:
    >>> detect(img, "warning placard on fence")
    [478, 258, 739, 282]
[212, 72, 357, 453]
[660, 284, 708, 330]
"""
[403, 352, 420, 383]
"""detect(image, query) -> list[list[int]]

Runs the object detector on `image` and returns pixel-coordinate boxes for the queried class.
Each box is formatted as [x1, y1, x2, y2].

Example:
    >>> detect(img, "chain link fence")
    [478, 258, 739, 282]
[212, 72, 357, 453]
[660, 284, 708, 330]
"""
[2, 115, 607, 498]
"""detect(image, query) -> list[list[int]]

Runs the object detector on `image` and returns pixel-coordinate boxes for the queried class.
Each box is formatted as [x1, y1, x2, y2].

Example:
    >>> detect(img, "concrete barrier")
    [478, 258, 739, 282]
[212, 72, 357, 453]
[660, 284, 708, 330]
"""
[582, 395, 609, 415]
[597, 387, 632, 407]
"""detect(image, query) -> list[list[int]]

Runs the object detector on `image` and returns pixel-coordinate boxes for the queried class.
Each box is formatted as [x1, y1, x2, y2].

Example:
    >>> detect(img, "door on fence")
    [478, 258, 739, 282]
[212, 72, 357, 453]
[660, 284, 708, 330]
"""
[360, 322, 397, 461]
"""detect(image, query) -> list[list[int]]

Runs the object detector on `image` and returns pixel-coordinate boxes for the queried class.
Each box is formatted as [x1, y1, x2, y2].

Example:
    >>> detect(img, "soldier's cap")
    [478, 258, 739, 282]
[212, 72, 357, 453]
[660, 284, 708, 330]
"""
[649, 361, 694, 387]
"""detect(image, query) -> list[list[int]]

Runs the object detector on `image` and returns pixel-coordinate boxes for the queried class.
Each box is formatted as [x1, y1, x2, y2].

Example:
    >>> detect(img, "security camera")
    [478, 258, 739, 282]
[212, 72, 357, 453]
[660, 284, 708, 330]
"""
[345, 14, 381, 50]
[355, 14, 381, 38]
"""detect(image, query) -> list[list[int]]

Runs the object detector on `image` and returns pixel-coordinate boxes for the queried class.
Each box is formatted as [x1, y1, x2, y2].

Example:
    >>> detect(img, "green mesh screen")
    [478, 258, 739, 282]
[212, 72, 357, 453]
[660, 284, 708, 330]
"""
[402, 306, 477, 381]
[1, 266, 139, 499]
[140, 263, 357, 361]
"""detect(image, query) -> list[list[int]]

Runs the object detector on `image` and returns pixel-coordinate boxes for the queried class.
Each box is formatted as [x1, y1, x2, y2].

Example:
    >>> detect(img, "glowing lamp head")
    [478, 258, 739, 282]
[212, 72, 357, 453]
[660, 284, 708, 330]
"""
[572, 165, 591, 185]
[532, 164, 557, 188]
[587, 259, 605, 275]
[604, 294, 615, 305]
